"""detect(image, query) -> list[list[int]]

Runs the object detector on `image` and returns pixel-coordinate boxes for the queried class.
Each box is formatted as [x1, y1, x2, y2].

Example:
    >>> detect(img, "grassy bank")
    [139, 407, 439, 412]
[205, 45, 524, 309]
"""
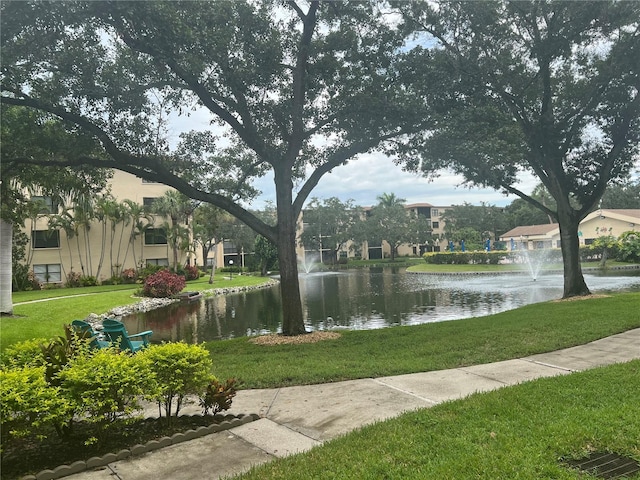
[207, 292, 640, 389]
[2, 274, 272, 351]
[236, 360, 640, 479]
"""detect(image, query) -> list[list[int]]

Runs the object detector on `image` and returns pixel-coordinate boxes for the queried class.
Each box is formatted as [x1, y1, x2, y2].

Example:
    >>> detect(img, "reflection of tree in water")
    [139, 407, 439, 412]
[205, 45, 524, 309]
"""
[123, 301, 201, 343]
[125, 270, 640, 341]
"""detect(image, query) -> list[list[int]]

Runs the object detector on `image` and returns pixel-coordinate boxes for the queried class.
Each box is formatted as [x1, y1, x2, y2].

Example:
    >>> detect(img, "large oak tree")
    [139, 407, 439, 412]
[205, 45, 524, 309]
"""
[396, 0, 640, 297]
[1, 1, 430, 333]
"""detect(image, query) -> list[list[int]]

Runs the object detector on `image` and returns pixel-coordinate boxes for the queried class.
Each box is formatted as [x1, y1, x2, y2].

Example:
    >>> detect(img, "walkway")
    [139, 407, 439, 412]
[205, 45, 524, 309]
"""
[60, 328, 640, 480]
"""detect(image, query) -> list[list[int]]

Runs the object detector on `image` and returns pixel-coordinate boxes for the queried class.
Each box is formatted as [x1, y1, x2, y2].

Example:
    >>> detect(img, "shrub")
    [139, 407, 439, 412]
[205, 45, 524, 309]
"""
[0, 338, 48, 370]
[0, 366, 74, 445]
[138, 263, 165, 282]
[142, 269, 186, 298]
[200, 378, 238, 415]
[58, 348, 157, 425]
[140, 343, 214, 422]
[183, 264, 200, 281]
[121, 268, 137, 284]
[79, 275, 98, 287]
[617, 231, 640, 263]
[64, 271, 83, 288]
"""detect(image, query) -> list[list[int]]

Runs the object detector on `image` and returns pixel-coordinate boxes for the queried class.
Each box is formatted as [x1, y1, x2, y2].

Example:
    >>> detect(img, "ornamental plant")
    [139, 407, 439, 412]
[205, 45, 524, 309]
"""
[199, 378, 238, 415]
[140, 343, 214, 424]
[58, 348, 157, 425]
[0, 366, 74, 445]
[142, 269, 186, 298]
[183, 264, 200, 281]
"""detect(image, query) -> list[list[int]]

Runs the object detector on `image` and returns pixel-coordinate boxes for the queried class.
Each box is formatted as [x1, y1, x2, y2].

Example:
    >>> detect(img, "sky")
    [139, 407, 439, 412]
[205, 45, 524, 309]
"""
[166, 110, 541, 211]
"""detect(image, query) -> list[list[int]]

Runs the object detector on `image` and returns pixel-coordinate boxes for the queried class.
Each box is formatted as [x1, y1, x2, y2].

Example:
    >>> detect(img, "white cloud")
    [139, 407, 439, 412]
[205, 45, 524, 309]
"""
[247, 152, 537, 209]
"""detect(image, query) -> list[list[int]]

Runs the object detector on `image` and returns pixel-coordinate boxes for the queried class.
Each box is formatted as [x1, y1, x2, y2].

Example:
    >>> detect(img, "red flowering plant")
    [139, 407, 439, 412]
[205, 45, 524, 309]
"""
[121, 268, 137, 284]
[142, 269, 186, 298]
[183, 265, 200, 281]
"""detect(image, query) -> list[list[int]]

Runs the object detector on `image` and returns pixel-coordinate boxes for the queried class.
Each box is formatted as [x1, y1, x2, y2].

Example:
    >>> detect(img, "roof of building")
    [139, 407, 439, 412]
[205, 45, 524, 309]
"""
[500, 223, 559, 239]
[596, 209, 640, 221]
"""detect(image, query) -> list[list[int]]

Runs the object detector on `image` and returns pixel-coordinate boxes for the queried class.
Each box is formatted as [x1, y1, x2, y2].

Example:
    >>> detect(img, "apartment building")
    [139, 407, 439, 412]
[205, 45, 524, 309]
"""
[499, 209, 640, 250]
[22, 169, 455, 284]
[23, 170, 201, 284]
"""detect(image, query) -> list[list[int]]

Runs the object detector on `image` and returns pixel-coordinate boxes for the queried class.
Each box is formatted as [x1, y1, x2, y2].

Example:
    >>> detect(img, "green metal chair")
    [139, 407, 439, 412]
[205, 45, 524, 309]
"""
[71, 320, 110, 349]
[101, 318, 153, 353]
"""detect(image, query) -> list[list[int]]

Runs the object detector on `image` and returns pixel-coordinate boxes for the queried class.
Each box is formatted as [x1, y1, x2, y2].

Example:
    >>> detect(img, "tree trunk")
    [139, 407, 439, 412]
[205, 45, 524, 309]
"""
[275, 172, 306, 336]
[0, 219, 13, 315]
[557, 208, 591, 298]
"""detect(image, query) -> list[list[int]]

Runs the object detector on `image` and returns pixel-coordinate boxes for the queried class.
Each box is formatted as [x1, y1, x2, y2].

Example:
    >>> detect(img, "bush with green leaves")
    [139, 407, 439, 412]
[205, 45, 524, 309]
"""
[140, 342, 214, 422]
[617, 231, 640, 263]
[0, 338, 48, 370]
[58, 348, 157, 425]
[0, 366, 74, 446]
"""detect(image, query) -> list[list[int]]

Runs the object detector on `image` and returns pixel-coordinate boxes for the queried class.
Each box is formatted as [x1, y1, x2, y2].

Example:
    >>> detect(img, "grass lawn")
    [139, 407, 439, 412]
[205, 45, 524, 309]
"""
[235, 360, 640, 479]
[207, 291, 640, 389]
[3, 270, 639, 479]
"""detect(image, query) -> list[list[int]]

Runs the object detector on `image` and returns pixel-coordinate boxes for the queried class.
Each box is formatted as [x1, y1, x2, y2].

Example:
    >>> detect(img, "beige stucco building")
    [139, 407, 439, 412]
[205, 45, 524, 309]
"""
[23, 170, 212, 284]
[499, 209, 640, 250]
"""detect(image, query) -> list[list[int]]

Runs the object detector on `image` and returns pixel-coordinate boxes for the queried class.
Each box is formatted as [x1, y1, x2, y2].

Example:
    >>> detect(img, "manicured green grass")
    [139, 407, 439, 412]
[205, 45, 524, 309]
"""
[2, 274, 273, 351]
[236, 360, 640, 479]
[207, 292, 640, 389]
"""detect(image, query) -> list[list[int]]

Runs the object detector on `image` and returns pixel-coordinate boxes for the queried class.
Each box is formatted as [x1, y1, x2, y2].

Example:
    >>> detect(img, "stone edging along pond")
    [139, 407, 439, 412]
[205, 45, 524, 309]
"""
[20, 413, 260, 480]
[85, 278, 280, 324]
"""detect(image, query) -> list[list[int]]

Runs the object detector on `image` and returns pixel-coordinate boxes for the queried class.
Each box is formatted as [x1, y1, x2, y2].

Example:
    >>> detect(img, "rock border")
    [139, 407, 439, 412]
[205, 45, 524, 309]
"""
[84, 278, 280, 327]
[19, 413, 260, 480]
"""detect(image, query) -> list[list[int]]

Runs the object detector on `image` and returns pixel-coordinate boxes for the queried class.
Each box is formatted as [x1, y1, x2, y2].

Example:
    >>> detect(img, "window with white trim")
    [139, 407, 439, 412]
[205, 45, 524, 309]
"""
[33, 264, 62, 283]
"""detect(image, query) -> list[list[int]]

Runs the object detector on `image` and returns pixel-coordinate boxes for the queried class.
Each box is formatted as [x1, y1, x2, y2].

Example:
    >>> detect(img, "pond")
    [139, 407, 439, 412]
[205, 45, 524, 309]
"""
[122, 267, 640, 344]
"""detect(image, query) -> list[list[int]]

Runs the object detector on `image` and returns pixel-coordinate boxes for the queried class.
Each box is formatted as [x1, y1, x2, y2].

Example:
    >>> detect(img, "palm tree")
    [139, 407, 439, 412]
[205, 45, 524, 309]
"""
[152, 191, 197, 271]
[122, 200, 151, 272]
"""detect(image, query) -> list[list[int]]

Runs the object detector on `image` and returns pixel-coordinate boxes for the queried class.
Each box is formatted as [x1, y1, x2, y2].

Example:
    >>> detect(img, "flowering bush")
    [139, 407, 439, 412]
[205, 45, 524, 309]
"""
[142, 269, 186, 298]
[183, 265, 200, 281]
[121, 268, 137, 284]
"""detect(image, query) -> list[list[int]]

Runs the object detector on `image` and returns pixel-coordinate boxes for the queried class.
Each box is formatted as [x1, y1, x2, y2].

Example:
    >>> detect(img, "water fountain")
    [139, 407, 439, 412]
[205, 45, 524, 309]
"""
[513, 248, 554, 281]
[298, 253, 319, 274]
[123, 265, 640, 343]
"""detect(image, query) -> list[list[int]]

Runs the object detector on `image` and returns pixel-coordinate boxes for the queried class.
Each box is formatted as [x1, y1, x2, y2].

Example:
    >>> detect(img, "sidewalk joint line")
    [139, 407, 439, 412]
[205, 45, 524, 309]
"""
[371, 378, 439, 405]
[525, 359, 575, 372]
[265, 388, 281, 417]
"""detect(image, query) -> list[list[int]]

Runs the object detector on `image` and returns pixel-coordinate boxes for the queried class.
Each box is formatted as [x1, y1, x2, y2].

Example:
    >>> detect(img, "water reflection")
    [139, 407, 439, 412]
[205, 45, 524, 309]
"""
[122, 268, 640, 343]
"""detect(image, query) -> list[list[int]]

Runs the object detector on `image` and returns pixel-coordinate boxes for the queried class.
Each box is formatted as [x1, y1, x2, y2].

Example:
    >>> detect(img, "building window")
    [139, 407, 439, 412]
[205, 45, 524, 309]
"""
[33, 264, 62, 283]
[432, 209, 439, 217]
[145, 228, 167, 245]
[143, 197, 158, 208]
[146, 258, 169, 266]
[31, 196, 59, 214]
[32, 230, 60, 249]
[141, 179, 159, 184]
[223, 241, 237, 255]
[432, 221, 439, 229]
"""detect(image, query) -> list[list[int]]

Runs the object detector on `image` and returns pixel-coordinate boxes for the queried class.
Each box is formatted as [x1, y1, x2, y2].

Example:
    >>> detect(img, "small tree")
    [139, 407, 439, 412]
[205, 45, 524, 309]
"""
[254, 235, 278, 276]
[140, 343, 214, 424]
[363, 193, 432, 261]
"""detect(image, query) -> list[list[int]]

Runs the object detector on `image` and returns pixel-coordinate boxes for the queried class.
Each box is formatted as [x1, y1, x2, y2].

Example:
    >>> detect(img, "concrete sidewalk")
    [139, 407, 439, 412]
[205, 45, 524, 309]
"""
[65, 328, 640, 480]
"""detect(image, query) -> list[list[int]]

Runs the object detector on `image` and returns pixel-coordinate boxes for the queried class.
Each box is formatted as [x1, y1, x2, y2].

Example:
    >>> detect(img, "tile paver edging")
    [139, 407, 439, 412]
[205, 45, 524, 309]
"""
[19, 413, 260, 480]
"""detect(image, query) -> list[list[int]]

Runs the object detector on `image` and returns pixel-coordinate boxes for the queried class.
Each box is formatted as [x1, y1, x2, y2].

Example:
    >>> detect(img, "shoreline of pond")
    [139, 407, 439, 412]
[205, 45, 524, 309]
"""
[406, 264, 640, 275]
[86, 278, 280, 326]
